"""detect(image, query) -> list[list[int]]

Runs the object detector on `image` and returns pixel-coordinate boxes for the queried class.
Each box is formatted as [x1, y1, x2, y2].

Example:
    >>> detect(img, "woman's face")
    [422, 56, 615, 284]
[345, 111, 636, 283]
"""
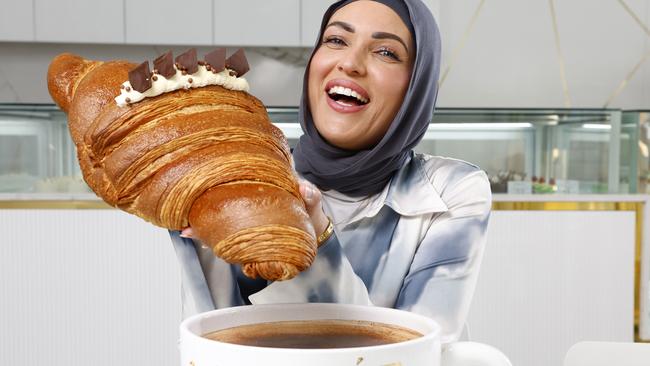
[308, 0, 415, 150]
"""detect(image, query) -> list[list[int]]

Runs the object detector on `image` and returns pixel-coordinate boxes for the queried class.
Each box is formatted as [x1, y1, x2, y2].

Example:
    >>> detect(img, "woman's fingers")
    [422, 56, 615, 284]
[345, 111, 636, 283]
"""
[299, 179, 322, 214]
[180, 226, 194, 239]
[298, 179, 330, 236]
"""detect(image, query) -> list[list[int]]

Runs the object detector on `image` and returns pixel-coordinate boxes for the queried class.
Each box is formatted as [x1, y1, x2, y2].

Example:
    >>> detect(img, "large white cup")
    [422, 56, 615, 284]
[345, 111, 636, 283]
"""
[179, 303, 510, 366]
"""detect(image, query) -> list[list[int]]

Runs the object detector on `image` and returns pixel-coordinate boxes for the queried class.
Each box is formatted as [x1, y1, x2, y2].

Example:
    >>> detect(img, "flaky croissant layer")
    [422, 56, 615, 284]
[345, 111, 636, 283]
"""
[47, 53, 316, 281]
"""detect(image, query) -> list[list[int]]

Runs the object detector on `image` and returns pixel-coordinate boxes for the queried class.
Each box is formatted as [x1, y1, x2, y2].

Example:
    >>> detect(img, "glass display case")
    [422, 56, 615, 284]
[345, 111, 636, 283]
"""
[0, 104, 85, 194]
[423, 109, 624, 194]
[0, 104, 632, 195]
[272, 107, 625, 194]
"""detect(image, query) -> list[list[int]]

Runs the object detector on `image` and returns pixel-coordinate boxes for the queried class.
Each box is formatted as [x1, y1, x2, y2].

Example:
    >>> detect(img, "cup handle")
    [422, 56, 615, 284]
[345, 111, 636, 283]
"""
[441, 341, 512, 366]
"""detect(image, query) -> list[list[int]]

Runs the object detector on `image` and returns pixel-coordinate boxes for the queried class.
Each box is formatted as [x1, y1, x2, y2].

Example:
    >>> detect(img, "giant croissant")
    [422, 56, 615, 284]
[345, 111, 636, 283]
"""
[46, 50, 316, 281]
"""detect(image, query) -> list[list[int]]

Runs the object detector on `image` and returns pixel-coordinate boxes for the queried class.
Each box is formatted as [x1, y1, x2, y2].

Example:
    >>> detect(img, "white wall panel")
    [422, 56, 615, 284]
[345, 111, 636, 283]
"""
[469, 210, 636, 366]
[435, 0, 650, 109]
[0, 209, 180, 366]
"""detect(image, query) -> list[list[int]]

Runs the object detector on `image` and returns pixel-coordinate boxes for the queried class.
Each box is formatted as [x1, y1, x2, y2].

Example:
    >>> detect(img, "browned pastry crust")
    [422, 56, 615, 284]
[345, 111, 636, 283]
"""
[47, 53, 316, 281]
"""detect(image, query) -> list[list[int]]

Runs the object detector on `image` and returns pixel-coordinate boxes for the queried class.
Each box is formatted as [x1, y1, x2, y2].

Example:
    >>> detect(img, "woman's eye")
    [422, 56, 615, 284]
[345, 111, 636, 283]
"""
[377, 48, 400, 61]
[323, 36, 346, 47]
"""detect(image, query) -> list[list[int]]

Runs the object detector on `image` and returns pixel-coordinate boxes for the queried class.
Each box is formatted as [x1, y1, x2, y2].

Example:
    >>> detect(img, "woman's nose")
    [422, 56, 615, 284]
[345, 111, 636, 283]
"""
[336, 48, 366, 76]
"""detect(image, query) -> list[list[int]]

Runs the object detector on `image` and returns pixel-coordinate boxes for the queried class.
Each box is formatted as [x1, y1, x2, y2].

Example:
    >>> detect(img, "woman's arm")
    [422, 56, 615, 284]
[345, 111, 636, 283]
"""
[394, 170, 492, 343]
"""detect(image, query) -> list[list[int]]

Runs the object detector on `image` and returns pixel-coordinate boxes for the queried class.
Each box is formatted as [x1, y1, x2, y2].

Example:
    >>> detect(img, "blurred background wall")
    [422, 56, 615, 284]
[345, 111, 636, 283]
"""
[0, 0, 648, 108]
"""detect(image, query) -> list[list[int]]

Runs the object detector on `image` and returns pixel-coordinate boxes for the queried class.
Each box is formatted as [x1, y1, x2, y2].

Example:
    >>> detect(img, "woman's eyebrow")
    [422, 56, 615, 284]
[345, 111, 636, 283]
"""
[372, 32, 409, 53]
[326, 21, 355, 33]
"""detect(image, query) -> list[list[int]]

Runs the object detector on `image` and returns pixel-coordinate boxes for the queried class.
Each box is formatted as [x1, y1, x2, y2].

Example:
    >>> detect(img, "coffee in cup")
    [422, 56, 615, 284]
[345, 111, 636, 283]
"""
[203, 319, 423, 349]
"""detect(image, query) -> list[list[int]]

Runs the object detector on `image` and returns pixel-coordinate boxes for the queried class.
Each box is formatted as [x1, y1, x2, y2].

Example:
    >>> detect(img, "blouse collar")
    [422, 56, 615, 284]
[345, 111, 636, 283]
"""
[322, 153, 448, 228]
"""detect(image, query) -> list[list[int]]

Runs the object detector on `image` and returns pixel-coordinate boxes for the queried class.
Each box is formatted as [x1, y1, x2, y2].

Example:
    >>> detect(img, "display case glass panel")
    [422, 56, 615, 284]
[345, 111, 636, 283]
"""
[623, 110, 650, 193]
[0, 104, 630, 195]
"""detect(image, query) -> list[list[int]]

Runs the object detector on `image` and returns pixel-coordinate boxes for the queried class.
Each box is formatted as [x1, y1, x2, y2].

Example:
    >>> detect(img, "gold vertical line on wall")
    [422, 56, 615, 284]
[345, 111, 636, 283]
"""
[438, 0, 486, 88]
[634, 203, 643, 340]
[548, 0, 572, 108]
[603, 0, 650, 108]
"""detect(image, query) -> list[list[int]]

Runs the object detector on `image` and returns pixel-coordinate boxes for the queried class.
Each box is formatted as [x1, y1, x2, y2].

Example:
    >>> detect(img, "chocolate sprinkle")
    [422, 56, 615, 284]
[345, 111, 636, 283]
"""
[225, 48, 249, 77]
[188, 78, 193, 83]
[125, 86, 131, 92]
[125, 97, 131, 103]
[120, 85, 125, 90]
[152, 75, 158, 81]
[128, 61, 152, 93]
[154, 51, 176, 78]
[204, 48, 226, 73]
[176, 48, 198, 74]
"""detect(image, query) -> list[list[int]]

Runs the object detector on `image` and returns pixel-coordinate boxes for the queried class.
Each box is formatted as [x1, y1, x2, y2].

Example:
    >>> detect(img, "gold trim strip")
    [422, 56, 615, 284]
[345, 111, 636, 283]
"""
[493, 200, 646, 342]
[493, 201, 639, 211]
[0, 200, 112, 209]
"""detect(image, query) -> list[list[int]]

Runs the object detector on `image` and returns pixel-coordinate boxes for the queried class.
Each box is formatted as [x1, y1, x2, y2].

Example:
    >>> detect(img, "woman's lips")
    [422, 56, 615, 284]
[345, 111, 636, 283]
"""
[326, 93, 368, 113]
[325, 79, 370, 101]
[324, 79, 370, 113]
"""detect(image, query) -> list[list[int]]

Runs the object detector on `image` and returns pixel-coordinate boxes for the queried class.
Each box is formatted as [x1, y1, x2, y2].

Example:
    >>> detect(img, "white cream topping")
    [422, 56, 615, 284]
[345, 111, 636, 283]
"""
[115, 64, 250, 107]
[327, 86, 369, 104]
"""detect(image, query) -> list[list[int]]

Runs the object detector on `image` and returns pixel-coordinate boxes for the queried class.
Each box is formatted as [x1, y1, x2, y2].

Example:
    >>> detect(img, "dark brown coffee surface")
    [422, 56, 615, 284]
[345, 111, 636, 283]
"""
[202, 320, 423, 349]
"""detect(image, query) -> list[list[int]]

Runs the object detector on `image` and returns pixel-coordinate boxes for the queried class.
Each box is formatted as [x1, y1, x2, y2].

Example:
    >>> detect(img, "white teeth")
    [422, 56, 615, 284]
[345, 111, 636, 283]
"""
[327, 85, 368, 104]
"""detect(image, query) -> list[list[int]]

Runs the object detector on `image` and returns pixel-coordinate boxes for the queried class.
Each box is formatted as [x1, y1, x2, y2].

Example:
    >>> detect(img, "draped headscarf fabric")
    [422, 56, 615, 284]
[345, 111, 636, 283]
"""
[293, 0, 442, 196]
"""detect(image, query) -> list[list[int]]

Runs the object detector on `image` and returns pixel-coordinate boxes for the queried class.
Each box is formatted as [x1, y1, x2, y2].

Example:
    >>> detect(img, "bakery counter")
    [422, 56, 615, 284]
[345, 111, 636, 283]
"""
[1, 194, 649, 366]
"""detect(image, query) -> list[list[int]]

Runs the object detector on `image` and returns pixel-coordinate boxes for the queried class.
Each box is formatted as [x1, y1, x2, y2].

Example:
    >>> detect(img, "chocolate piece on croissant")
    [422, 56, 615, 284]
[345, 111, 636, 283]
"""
[46, 53, 316, 281]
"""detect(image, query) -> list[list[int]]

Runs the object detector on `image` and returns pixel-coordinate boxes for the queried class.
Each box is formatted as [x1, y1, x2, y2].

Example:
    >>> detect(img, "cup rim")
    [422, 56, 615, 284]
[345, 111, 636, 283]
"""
[180, 303, 441, 354]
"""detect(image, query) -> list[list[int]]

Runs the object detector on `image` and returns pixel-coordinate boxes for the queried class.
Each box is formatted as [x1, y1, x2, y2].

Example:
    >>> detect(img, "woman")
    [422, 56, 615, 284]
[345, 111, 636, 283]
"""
[171, 0, 491, 343]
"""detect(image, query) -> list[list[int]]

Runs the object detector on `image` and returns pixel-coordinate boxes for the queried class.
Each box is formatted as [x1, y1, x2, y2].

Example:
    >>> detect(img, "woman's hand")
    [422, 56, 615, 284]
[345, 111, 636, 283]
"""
[179, 180, 330, 241]
[298, 179, 330, 238]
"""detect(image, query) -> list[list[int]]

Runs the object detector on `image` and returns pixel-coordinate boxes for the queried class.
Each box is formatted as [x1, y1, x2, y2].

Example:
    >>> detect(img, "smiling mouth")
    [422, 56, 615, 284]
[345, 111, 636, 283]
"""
[327, 86, 370, 106]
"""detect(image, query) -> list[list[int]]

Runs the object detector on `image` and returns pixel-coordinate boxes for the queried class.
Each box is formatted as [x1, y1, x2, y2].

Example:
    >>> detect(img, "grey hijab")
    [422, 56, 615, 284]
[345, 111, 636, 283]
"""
[293, 0, 442, 196]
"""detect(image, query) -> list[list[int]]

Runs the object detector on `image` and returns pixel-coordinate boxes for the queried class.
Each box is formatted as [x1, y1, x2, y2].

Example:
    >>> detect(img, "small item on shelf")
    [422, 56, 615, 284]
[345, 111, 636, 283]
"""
[532, 177, 555, 194]
[488, 170, 527, 193]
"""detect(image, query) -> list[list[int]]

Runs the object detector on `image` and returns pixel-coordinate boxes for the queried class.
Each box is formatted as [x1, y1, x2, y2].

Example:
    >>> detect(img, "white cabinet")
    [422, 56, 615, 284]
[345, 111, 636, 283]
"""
[300, 0, 334, 47]
[34, 0, 124, 43]
[125, 0, 212, 45]
[299, 0, 442, 47]
[0, 0, 34, 41]
[213, 0, 300, 47]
